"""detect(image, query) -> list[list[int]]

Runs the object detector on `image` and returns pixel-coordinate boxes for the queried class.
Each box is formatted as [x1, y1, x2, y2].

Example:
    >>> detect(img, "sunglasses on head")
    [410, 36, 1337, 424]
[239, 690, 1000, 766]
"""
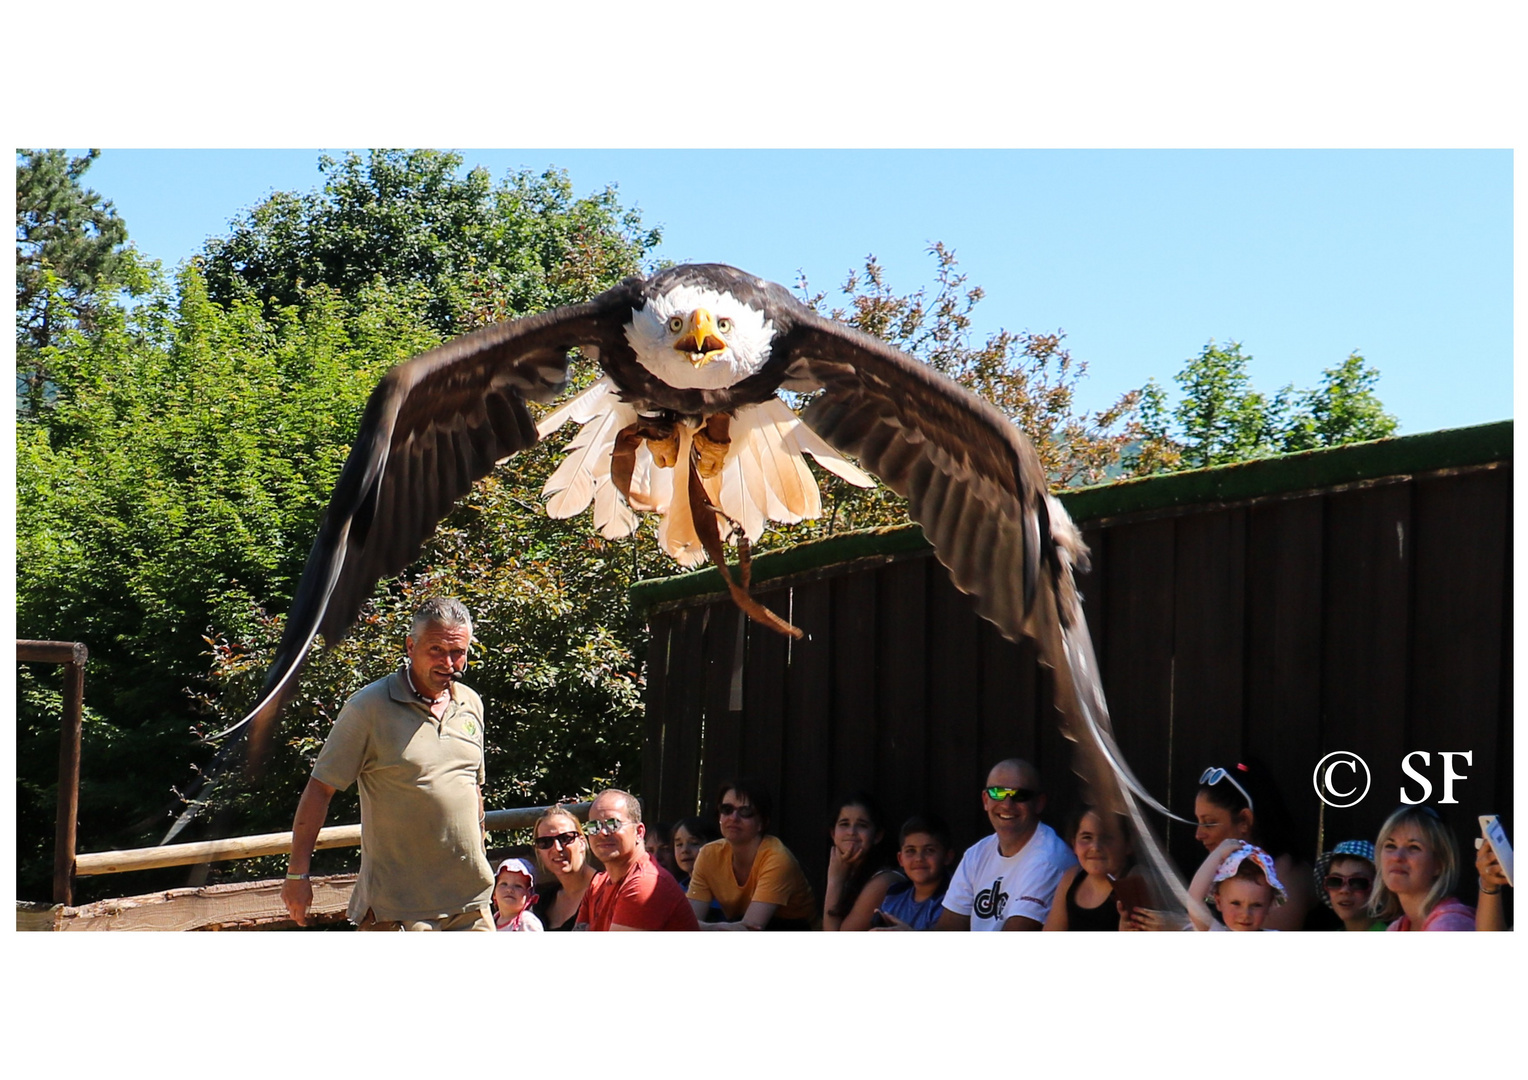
[1324, 873, 1372, 892]
[533, 831, 581, 850]
[1199, 767, 1255, 812]
[583, 818, 630, 836]
[719, 803, 759, 819]
[984, 786, 1036, 803]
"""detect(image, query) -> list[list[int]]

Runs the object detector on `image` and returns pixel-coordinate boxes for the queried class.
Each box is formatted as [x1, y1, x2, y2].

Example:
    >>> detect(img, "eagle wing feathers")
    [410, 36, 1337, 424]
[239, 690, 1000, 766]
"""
[234, 290, 636, 751]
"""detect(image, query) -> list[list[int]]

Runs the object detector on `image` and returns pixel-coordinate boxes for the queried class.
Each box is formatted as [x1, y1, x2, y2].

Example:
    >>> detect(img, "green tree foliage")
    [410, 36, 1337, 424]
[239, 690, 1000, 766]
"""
[201, 149, 661, 335]
[16, 153, 663, 900]
[1136, 340, 1397, 471]
[15, 269, 444, 896]
[15, 149, 149, 414]
[1280, 350, 1399, 451]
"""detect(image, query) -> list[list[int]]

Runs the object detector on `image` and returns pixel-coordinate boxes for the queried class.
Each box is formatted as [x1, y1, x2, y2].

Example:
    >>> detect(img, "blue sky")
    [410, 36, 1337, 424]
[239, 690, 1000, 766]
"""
[77, 148, 1510, 436]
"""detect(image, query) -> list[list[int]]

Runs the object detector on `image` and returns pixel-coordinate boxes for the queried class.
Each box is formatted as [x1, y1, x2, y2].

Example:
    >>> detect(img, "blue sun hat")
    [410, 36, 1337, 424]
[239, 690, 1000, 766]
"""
[1313, 839, 1376, 910]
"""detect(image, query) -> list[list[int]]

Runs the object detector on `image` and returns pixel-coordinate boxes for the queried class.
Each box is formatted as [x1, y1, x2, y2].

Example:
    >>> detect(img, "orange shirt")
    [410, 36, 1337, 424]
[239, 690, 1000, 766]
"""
[686, 835, 816, 922]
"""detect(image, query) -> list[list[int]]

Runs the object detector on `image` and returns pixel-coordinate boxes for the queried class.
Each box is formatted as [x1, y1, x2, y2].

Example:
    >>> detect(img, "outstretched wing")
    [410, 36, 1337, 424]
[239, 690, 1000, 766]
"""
[227, 283, 641, 754]
[777, 311, 1194, 917]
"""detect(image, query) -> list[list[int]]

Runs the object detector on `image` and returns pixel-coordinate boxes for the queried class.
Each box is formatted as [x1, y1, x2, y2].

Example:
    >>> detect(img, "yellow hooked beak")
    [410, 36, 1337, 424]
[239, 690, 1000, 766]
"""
[672, 307, 728, 367]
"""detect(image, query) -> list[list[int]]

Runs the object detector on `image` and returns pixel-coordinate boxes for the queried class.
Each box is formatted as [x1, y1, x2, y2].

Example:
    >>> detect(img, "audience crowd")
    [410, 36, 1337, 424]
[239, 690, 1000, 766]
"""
[484, 756, 1507, 933]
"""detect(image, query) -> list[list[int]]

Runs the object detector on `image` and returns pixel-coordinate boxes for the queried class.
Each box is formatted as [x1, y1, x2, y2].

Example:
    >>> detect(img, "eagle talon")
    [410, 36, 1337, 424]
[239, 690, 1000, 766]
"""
[647, 431, 680, 469]
[693, 414, 732, 479]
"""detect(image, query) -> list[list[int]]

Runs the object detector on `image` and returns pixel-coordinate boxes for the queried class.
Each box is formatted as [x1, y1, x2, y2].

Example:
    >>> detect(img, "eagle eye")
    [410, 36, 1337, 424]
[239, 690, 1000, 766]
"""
[667, 315, 685, 333]
[716, 316, 734, 333]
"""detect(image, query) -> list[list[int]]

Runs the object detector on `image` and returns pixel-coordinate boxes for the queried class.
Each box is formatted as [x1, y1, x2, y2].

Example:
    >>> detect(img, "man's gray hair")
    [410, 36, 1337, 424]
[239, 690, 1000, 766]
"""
[411, 597, 473, 639]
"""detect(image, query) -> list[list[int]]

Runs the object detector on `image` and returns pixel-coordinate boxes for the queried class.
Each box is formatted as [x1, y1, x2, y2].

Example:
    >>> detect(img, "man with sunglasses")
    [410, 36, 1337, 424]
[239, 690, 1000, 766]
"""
[575, 789, 699, 931]
[935, 758, 1076, 931]
[280, 597, 495, 931]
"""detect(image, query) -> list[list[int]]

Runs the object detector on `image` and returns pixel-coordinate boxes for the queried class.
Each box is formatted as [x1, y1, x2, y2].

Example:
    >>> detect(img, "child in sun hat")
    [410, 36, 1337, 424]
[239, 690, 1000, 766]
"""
[1188, 837, 1287, 931]
[1123, 836, 1287, 931]
[492, 857, 544, 932]
[1312, 839, 1386, 931]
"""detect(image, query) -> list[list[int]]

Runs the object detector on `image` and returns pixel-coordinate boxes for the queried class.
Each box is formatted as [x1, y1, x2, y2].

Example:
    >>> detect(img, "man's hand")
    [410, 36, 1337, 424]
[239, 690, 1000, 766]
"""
[282, 877, 315, 927]
[283, 776, 337, 928]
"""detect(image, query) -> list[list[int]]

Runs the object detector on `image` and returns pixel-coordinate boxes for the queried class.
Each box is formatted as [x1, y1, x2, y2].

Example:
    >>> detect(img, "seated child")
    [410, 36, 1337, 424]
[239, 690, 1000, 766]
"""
[869, 815, 956, 931]
[1312, 839, 1386, 931]
[1044, 807, 1137, 931]
[1187, 838, 1287, 931]
[492, 857, 544, 932]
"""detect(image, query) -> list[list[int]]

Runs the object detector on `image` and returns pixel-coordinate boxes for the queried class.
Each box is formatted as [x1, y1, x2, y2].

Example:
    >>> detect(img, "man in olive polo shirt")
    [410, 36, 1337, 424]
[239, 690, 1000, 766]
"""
[280, 597, 495, 931]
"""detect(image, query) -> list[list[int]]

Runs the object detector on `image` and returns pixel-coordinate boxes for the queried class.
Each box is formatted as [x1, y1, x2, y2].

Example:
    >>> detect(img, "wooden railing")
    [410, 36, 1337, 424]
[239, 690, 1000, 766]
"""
[22, 802, 591, 932]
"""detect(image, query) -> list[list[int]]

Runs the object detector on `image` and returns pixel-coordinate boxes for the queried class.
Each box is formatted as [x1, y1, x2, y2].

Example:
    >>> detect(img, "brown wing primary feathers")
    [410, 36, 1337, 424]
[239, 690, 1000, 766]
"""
[222, 295, 632, 754]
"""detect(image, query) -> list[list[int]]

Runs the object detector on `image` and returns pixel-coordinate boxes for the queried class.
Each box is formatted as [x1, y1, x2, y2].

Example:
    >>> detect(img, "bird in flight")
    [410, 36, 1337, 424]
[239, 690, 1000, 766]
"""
[212, 262, 1193, 916]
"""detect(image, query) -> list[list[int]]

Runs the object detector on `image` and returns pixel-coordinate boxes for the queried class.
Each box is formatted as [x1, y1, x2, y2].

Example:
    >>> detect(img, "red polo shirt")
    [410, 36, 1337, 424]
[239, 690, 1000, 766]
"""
[577, 851, 699, 931]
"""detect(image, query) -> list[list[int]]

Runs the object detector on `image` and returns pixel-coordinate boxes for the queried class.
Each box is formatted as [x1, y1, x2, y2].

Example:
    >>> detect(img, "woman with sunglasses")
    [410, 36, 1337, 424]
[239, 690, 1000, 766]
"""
[686, 778, 816, 930]
[1311, 840, 1386, 931]
[1370, 804, 1475, 931]
[1191, 761, 1313, 930]
[530, 804, 598, 931]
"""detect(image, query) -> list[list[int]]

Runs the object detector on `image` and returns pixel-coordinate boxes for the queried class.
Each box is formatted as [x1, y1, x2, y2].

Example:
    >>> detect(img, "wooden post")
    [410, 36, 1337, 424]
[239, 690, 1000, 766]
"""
[18, 640, 89, 907]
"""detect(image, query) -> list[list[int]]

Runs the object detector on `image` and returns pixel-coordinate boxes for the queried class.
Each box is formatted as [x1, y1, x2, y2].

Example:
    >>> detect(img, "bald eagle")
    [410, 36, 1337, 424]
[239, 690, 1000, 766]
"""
[221, 262, 1195, 917]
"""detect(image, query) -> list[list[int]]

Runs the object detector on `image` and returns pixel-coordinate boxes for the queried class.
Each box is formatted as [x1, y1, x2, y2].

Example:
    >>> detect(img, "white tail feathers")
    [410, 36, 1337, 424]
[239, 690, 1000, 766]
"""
[539, 394, 876, 566]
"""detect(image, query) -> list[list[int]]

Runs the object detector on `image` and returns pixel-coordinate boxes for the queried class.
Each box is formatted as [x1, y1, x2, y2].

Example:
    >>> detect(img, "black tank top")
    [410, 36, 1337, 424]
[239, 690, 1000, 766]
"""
[1065, 871, 1120, 931]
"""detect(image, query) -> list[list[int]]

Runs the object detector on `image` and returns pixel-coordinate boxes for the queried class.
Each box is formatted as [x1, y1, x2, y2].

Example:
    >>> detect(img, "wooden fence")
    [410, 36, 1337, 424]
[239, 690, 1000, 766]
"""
[631, 421, 1513, 898]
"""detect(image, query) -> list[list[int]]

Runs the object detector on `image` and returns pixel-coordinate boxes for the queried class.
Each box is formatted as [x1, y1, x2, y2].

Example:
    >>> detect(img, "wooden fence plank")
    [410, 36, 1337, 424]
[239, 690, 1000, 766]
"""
[54, 875, 358, 931]
[1406, 469, 1508, 846]
[830, 568, 880, 794]
[782, 580, 834, 870]
[1321, 482, 1413, 839]
[1167, 508, 1247, 872]
[740, 585, 790, 823]
[926, 565, 983, 841]
[1243, 498, 1327, 860]
[875, 558, 928, 825]
[693, 607, 741, 813]
[642, 613, 673, 819]
[1098, 518, 1177, 852]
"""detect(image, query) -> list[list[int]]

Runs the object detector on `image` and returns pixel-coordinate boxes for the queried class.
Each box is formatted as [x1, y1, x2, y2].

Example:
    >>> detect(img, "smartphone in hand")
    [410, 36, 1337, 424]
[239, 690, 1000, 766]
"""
[1480, 815, 1514, 886]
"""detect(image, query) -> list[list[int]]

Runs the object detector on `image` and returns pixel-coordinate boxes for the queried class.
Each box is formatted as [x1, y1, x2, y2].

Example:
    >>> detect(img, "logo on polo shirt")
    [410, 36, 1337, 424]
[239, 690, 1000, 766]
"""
[463, 719, 477, 736]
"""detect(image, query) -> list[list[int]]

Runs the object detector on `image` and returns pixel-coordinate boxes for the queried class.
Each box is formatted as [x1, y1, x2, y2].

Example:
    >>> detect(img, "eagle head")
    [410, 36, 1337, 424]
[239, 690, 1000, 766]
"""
[625, 281, 775, 391]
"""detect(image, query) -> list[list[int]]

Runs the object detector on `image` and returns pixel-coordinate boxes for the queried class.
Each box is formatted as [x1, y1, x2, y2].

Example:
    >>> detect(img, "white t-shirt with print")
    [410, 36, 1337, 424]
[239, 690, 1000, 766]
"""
[942, 824, 1077, 930]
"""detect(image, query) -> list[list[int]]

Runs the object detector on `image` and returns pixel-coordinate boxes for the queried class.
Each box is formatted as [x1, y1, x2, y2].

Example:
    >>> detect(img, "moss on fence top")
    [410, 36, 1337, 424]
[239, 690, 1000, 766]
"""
[629, 418, 1512, 612]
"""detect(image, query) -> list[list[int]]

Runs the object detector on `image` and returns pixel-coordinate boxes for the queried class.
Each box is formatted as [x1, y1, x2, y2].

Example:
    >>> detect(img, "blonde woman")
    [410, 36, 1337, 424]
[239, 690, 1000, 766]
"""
[1370, 805, 1475, 931]
[530, 805, 597, 931]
